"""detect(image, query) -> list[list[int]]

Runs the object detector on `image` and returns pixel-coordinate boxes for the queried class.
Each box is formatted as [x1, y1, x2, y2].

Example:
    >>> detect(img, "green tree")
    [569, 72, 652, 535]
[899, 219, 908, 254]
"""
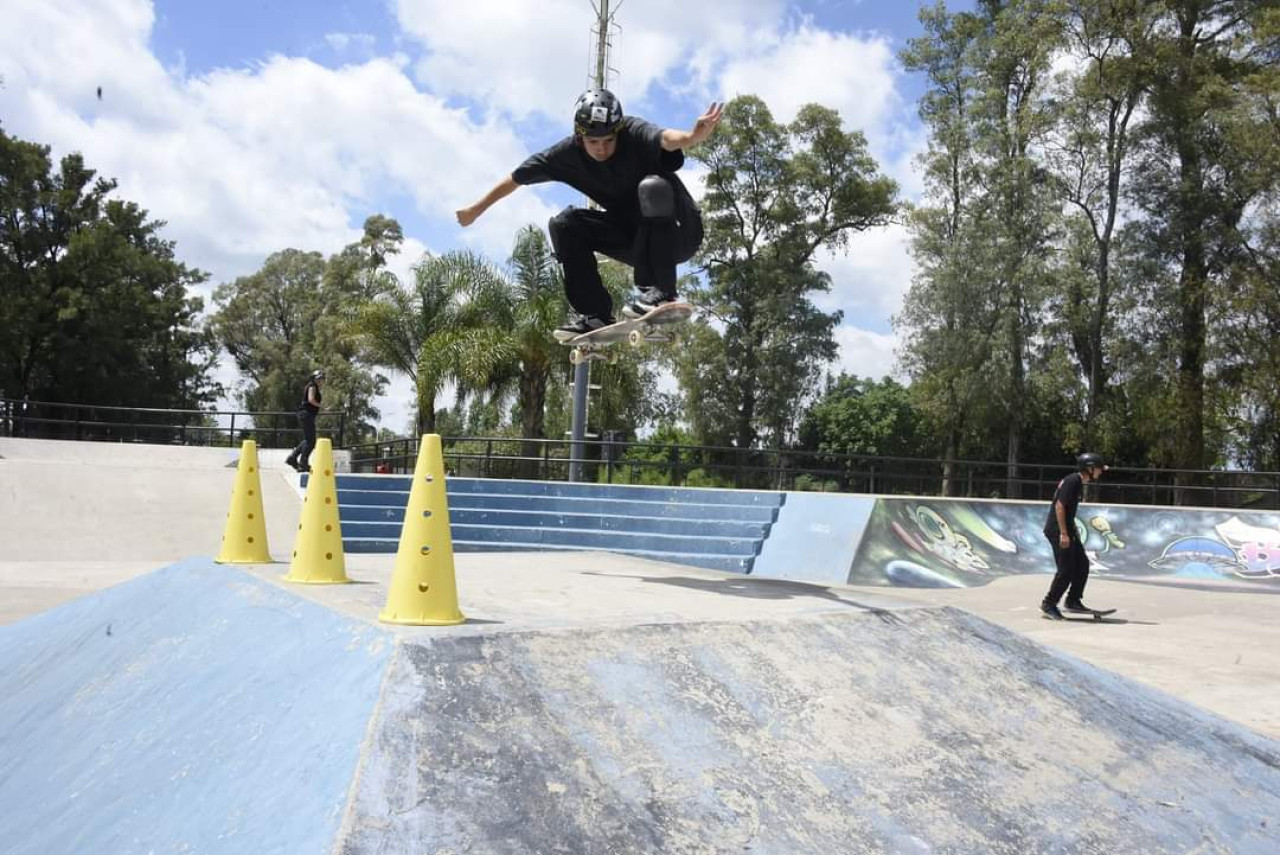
[899, 3, 1002, 492]
[680, 95, 898, 449]
[1124, 0, 1278, 487]
[798, 374, 931, 459]
[1045, 0, 1157, 447]
[0, 126, 218, 410]
[211, 244, 386, 443]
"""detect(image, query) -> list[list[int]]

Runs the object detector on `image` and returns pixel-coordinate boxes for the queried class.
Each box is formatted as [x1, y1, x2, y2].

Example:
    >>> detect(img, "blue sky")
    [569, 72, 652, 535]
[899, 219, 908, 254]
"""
[2, 0, 974, 431]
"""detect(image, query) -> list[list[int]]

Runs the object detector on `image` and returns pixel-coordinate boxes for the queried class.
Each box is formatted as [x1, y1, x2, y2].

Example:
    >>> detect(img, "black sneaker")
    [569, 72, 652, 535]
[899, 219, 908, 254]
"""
[622, 288, 676, 319]
[1041, 603, 1064, 620]
[1062, 601, 1094, 614]
[554, 313, 614, 342]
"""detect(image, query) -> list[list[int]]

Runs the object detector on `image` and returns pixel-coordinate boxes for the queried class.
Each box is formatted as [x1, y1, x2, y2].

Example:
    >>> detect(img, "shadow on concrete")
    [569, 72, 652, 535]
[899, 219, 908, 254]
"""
[1058, 615, 1162, 626]
[582, 571, 895, 614]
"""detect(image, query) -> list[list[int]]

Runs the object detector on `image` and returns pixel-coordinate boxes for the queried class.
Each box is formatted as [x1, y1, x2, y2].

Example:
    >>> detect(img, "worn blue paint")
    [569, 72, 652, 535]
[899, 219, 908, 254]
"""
[750, 492, 876, 582]
[0, 558, 392, 855]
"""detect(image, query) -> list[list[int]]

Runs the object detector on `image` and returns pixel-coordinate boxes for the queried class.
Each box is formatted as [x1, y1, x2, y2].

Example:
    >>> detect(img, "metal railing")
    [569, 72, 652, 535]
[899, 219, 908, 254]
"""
[0, 397, 347, 448]
[342, 434, 1280, 509]
[5, 397, 1277, 508]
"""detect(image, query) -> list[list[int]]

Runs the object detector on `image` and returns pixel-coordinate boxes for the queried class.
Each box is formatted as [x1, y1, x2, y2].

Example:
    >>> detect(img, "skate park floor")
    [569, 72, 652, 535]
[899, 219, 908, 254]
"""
[3, 434, 1279, 744]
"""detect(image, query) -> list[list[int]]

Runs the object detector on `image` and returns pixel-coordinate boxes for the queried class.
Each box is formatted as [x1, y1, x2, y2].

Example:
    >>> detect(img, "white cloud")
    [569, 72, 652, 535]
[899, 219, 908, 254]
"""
[832, 325, 901, 382]
[719, 24, 899, 132]
[324, 32, 377, 54]
[0, 0, 554, 295]
[392, 0, 786, 119]
[814, 222, 915, 321]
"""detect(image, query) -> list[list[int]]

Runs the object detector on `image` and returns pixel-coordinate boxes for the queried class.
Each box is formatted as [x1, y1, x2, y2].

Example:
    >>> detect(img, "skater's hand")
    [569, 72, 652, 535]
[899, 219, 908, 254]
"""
[1059, 533, 1070, 549]
[689, 102, 723, 146]
[456, 205, 481, 227]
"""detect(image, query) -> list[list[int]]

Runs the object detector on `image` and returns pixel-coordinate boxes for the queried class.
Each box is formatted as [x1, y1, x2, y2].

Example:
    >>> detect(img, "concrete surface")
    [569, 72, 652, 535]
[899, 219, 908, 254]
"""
[0, 438, 305, 619]
[846, 573, 1280, 741]
[3, 554, 1279, 855]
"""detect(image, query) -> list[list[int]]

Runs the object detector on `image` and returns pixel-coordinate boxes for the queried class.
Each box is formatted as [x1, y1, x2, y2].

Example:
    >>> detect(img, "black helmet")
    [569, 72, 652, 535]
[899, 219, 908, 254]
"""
[311, 369, 325, 381]
[1077, 452, 1106, 471]
[573, 89, 624, 137]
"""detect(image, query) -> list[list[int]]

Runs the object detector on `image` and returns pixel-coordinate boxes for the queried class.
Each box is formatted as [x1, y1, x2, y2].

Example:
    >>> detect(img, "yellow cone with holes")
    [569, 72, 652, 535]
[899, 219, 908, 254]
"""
[216, 440, 272, 563]
[379, 434, 465, 625]
[285, 439, 349, 584]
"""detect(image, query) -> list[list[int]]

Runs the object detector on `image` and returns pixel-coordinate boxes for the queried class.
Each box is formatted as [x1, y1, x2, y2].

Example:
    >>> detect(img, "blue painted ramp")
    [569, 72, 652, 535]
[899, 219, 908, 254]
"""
[0, 558, 391, 855]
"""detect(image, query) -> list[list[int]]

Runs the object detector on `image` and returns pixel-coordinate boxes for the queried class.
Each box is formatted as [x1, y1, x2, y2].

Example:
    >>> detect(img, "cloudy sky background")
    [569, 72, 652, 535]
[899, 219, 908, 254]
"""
[1, 0, 974, 432]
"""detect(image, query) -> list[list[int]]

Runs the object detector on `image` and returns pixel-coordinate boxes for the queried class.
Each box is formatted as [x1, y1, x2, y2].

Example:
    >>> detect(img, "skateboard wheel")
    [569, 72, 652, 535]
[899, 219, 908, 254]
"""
[628, 329, 644, 347]
[569, 348, 584, 366]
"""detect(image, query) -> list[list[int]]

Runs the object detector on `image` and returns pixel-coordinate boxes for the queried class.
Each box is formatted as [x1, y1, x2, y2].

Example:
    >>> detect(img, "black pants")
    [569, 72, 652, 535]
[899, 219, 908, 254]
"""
[1043, 535, 1090, 606]
[289, 409, 317, 468]
[548, 197, 703, 318]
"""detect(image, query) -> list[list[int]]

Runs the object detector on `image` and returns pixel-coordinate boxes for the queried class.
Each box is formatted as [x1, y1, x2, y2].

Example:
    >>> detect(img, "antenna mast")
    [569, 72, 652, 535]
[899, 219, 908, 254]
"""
[569, 0, 624, 482]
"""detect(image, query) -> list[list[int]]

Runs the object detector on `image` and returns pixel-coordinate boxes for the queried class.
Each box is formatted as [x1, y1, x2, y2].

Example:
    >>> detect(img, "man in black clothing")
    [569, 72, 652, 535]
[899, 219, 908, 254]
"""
[456, 89, 721, 338]
[1041, 452, 1108, 619]
[285, 369, 324, 474]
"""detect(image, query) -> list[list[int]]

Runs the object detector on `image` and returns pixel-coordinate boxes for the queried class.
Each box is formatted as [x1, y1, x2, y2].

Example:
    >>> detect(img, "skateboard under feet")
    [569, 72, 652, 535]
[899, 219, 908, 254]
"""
[1045, 606, 1118, 622]
[560, 301, 694, 365]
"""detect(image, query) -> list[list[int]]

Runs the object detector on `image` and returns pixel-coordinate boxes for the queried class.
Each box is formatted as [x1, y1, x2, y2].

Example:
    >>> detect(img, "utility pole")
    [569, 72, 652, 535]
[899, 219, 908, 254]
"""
[568, 0, 621, 482]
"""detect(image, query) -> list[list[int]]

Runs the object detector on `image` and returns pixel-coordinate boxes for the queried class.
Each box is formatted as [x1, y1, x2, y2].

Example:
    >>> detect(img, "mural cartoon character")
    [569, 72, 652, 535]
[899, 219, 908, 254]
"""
[891, 505, 991, 575]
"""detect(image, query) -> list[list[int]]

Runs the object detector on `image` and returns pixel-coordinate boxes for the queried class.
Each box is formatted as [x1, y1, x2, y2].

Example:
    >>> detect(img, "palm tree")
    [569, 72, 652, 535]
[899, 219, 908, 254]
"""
[463, 227, 568, 470]
[350, 250, 511, 432]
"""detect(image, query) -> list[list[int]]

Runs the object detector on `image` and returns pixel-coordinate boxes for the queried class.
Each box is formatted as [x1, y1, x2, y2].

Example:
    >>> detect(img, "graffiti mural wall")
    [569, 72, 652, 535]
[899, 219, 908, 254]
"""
[846, 497, 1280, 588]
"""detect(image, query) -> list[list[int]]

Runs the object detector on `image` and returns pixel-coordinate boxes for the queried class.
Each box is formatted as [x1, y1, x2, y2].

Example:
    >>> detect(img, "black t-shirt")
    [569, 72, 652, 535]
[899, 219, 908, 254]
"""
[300, 380, 322, 415]
[512, 117, 685, 220]
[1044, 472, 1084, 540]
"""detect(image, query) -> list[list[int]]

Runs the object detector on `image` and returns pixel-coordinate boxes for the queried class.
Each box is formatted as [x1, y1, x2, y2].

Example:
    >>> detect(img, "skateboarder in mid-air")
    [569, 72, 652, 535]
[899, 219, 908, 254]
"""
[1041, 453, 1110, 620]
[456, 89, 721, 339]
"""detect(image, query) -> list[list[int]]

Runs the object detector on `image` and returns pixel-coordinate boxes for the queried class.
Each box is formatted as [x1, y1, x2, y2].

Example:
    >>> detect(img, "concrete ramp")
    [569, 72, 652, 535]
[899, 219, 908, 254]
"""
[345, 609, 1280, 855]
[2, 558, 1279, 854]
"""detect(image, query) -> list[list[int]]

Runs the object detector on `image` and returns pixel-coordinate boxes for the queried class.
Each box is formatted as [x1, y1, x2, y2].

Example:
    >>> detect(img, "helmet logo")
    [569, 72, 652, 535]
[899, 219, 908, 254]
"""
[591, 105, 609, 123]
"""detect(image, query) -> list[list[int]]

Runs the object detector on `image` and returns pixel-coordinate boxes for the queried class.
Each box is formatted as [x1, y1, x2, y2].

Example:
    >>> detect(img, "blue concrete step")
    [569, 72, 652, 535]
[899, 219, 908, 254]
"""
[344, 522, 762, 556]
[336, 489, 781, 523]
[328, 475, 785, 508]
[340, 507, 771, 539]
[343, 538, 755, 573]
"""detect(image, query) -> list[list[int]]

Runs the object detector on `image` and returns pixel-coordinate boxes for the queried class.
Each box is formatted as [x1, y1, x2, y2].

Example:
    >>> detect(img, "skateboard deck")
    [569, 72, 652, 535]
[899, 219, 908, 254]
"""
[559, 301, 694, 364]
[1045, 607, 1118, 622]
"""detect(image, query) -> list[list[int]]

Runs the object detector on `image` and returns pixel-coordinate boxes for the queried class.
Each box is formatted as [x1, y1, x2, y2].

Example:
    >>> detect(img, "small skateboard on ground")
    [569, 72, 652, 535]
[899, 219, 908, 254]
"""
[558, 301, 694, 365]
[1046, 607, 1118, 622]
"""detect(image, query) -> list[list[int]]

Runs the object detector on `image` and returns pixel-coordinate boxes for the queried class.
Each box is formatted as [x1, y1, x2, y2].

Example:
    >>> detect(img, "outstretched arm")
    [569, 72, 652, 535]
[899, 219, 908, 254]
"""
[457, 175, 519, 227]
[661, 102, 723, 151]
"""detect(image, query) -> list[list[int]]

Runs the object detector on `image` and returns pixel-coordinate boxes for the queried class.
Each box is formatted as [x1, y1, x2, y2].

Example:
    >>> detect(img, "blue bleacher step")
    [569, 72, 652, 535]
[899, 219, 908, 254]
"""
[330, 475, 785, 508]
[344, 523, 761, 557]
[341, 507, 770, 539]
[336, 489, 780, 523]
[342, 538, 755, 573]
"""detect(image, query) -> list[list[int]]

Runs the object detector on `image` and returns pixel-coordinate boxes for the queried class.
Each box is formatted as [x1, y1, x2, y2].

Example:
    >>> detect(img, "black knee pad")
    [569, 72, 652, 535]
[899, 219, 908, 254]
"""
[637, 174, 675, 220]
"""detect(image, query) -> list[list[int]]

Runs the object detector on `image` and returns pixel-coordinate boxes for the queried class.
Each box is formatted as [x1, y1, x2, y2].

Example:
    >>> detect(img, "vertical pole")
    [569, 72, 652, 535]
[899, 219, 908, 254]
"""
[569, 0, 613, 483]
[569, 361, 589, 482]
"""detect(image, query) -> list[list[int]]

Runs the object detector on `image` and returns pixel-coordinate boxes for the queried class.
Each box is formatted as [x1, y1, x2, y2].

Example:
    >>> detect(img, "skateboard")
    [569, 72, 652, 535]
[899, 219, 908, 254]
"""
[558, 301, 694, 365]
[1045, 607, 1118, 622]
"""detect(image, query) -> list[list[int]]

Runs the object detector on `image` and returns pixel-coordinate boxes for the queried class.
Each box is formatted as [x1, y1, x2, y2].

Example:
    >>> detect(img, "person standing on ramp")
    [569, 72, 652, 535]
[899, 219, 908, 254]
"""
[1041, 453, 1110, 619]
[456, 89, 721, 339]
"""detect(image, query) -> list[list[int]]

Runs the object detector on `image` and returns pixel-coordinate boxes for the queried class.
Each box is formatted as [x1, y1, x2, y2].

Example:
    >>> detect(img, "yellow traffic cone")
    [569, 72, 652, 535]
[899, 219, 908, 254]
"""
[216, 440, 272, 564]
[285, 439, 349, 584]
[379, 434, 465, 625]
